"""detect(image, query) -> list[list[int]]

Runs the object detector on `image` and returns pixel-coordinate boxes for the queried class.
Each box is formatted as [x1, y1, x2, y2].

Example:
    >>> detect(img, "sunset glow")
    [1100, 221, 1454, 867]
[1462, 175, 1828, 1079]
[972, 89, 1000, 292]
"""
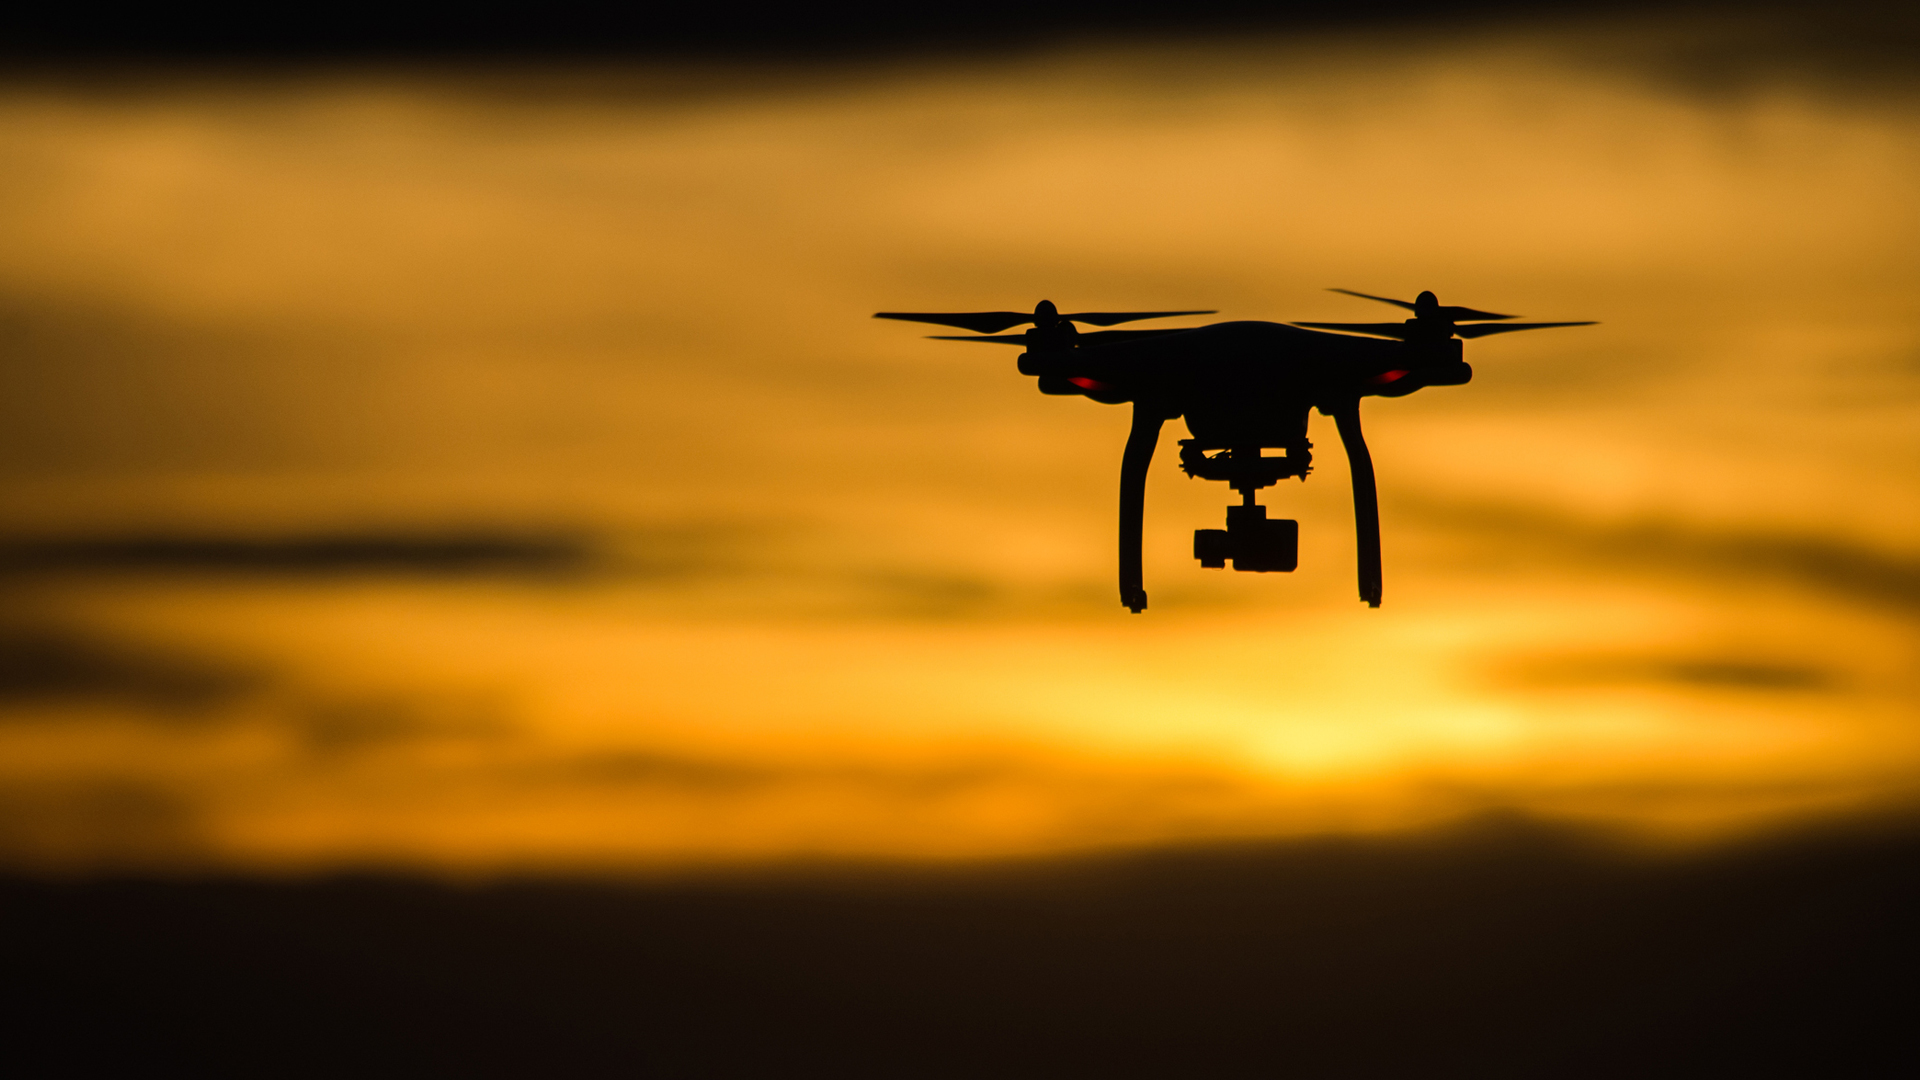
[2, 23, 1917, 873]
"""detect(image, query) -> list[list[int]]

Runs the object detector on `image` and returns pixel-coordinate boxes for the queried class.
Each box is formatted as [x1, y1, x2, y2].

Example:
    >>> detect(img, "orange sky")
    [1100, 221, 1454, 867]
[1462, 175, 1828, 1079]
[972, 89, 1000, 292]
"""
[1, 24, 1917, 873]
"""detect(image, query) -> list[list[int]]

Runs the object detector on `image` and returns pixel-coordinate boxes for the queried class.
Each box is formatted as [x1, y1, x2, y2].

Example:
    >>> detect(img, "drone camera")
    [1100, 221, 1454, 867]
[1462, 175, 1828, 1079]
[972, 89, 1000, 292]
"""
[1194, 504, 1298, 573]
[1194, 529, 1230, 568]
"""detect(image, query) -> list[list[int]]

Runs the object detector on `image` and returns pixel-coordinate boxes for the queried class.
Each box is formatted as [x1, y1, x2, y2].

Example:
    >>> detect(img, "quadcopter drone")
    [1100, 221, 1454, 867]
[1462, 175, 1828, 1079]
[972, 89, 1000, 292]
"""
[875, 290, 1593, 613]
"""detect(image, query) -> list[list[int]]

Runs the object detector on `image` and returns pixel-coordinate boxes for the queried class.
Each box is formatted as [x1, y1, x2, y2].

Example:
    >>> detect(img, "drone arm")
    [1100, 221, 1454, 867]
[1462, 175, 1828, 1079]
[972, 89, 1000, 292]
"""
[1118, 403, 1165, 613]
[1330, 399, 1383, 608]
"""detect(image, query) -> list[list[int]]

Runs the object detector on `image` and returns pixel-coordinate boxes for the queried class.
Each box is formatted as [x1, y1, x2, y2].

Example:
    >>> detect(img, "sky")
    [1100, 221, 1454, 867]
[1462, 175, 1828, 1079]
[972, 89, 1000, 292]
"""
[0, 11, 1917, 873]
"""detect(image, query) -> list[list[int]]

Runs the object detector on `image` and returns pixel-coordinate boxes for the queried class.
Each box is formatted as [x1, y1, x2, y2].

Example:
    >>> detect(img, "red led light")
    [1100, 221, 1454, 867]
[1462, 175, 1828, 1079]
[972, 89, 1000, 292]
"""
[1068, 376, 1111, 391]
[1370, 369, 1410, 385]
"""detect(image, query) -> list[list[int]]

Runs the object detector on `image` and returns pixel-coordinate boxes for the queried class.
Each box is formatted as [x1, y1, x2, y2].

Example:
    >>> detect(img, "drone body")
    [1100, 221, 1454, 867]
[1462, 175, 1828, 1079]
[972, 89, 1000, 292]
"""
[875, 292, 1593, 613]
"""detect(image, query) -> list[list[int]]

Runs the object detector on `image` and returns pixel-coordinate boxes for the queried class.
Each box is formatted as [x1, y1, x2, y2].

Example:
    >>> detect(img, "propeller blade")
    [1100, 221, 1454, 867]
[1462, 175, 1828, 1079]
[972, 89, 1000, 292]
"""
[1436, 306, 1517, 322]
[878, 309, 1214, 333]
[875, 311, 1037, 333]
[1293, 321, 1414, 340]
[1329, 289, 1516, 321]
[926, 328, 1196, 346]
[927, 334, 1031, 344]
[1451, 321, 1597, 338]
[1328, 289, 1416, 312]
[1058, 310, 1214, 327]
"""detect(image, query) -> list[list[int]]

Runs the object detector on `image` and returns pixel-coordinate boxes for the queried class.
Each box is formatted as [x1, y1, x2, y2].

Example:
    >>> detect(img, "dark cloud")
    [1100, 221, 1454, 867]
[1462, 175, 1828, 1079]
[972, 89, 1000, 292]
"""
[559, 751, 781, 791]
[0, 534, 595, 578]
[1499, 653, 1839, 691]
[550, 749, 1241, 799]
[294, 696, 512, 754]
[1410, 497, 1920, 614]
[0, 519, 797, 582]
[0, 2, 1681, 61]
[3, 1, 1911, 89]
[0, 627, 261, 713]
[5, 811, 1920, 1072]
[0, 781, 204, 869]
[1571, 5, 1920, 99]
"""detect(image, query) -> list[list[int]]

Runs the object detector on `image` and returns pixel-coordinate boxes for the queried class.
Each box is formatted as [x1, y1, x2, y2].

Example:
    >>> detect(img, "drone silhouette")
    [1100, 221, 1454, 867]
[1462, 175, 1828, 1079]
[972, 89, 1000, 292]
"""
[876, 290, 1593, 613]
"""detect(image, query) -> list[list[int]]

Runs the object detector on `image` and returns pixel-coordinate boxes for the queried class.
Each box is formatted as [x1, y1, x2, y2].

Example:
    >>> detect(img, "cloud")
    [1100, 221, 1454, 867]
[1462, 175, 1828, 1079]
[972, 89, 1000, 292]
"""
[1496, 652, 1839, 692]
[0, 780, 205, 870]
[0, 627, 262, 713]
[1409, 497, 1920, 614]
[0, 533, 594, 577]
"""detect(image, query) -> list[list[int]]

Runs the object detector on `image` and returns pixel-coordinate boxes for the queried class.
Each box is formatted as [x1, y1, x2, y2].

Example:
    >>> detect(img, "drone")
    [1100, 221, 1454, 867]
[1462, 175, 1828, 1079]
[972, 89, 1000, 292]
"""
[875, 290, 1594, 613]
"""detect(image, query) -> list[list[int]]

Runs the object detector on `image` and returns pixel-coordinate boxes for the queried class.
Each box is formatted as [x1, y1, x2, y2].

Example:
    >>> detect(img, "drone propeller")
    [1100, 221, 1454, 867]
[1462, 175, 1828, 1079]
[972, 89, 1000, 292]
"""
[1304, 289, 1594, 340]
[1329, 289, 1514, 323]
[875, 299, 1214, 335]
[1295, 319, 1596, 340]
[1452, 321, 1596, 338]
[927, 327, 1196, 346]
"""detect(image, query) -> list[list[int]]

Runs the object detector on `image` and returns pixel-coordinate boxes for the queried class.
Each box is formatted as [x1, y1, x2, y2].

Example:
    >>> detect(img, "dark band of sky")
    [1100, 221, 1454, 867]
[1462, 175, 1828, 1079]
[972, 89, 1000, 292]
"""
[2, 1, 1904, 61]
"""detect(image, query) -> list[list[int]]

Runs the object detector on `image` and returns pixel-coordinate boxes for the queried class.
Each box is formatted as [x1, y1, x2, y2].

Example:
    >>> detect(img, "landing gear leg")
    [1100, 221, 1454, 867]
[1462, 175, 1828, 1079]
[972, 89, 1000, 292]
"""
[1331, 398, 1382, 608]
[1119, 403, 1166, 613]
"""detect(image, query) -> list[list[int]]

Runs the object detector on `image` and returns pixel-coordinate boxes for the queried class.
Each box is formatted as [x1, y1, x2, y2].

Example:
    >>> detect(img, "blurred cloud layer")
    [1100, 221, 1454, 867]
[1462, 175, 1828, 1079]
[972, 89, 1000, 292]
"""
[0, 20, 1916, 872]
